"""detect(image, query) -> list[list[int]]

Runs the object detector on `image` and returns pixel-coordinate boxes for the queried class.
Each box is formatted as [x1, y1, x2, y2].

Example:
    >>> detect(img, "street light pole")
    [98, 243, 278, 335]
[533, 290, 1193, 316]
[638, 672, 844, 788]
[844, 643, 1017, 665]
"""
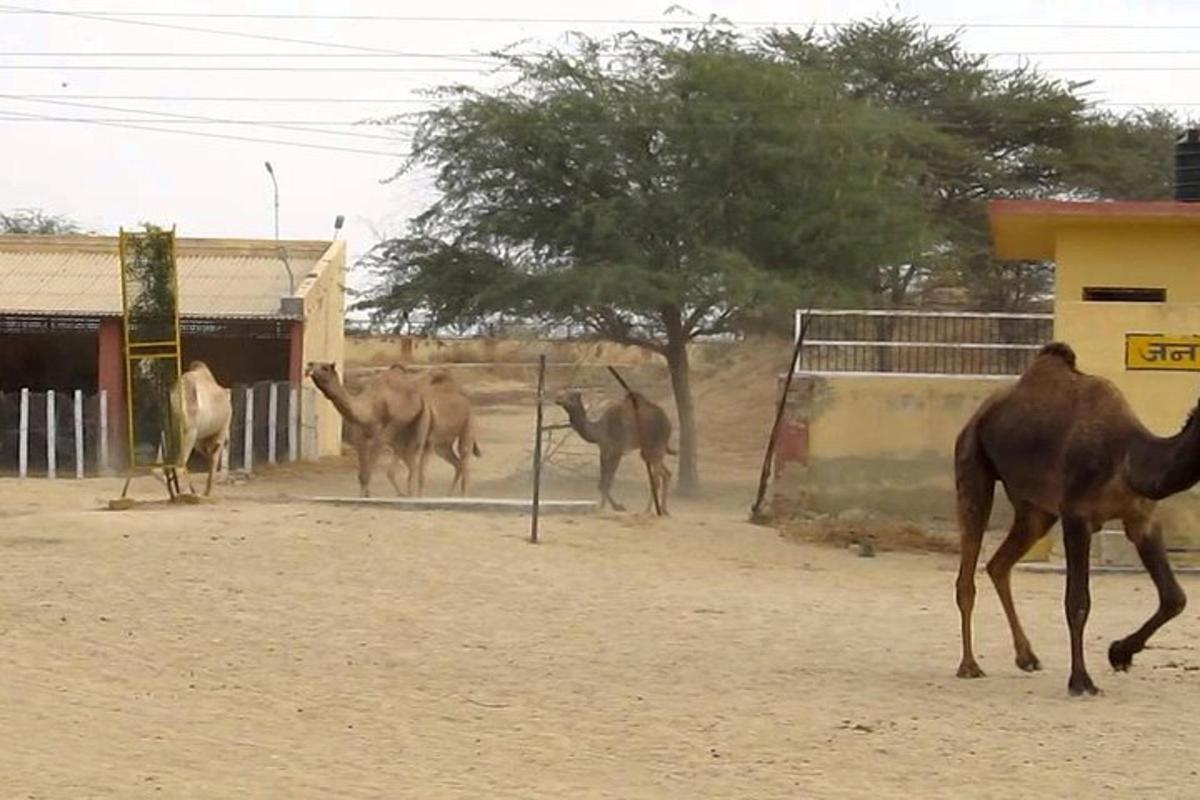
[264, 160, 279, 241]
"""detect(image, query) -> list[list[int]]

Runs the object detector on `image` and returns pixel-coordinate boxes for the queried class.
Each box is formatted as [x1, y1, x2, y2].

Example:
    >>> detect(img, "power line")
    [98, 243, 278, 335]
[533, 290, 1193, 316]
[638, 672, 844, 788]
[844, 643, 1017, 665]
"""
[1, 93, 1198, 110]
[0, 51, 509, 58]
[0, 116, 414, 125]
[0, 95, 411, 142]
[0, 109, 401, 156]
[0, 4, 489, 61]
[0, 65, 496, 73]
[0, 94, 439, 104]
[7, 9, 1200, 29]
[13, 48, 1200, 58]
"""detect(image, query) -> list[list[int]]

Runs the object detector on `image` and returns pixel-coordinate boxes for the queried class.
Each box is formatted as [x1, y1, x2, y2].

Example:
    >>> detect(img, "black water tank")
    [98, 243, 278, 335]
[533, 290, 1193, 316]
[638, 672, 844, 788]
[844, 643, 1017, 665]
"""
[1177, 128, 1200, 202]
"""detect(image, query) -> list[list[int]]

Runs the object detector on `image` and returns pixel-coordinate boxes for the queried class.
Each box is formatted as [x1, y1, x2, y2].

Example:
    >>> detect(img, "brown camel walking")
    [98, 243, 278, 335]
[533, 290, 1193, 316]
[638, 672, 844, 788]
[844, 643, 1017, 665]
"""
[306, 362, 431, 497]
[389, 366, 482, 496]
[955, 341, 1194, 696]
[556, 390, 674, 514]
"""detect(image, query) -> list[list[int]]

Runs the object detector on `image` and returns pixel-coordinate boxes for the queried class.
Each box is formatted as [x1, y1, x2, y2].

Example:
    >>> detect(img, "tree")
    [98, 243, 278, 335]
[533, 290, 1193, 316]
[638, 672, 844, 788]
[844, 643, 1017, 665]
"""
[764, 19, 1091, 310]
[361, 27, 930, 493]
[0, 208, 79, 235]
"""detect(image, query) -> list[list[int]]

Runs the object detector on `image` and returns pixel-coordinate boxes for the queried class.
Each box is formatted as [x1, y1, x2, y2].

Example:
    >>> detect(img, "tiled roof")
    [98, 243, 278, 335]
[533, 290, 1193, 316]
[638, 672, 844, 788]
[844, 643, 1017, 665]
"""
[0, 235, 333, 319]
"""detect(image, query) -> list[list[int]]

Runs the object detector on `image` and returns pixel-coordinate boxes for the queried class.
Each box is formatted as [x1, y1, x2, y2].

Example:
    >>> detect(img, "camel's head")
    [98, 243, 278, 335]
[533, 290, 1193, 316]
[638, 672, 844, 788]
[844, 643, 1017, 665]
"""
[555, 390, 585, 414]
[305, 361, 339, 386]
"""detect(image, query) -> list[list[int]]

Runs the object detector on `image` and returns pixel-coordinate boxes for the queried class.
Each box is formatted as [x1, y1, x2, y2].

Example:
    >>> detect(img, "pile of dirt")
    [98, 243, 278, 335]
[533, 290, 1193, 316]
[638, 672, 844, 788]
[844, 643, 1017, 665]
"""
[780, 514, 959, 555]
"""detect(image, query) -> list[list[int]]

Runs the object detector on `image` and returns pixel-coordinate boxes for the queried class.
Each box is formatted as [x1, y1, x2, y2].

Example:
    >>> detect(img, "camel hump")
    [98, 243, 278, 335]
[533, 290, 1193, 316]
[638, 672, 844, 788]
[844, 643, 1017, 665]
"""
[1037, 341, 1076, 368]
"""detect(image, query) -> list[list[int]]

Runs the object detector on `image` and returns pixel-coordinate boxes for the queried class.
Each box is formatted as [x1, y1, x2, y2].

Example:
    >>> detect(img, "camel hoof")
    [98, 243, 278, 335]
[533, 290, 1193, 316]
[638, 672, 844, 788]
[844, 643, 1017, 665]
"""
[1016, 652, 1042, 672]
[1108, 640, 1135, 672]
[956, 661, 986, 679]
[1068, 674, 1100, 696]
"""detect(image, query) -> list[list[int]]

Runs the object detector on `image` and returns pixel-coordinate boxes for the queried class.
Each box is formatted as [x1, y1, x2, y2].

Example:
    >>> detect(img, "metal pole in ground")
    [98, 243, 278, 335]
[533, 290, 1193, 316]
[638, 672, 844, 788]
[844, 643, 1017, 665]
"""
[530, 354, 547, 544]
[750, 309, 812, 522]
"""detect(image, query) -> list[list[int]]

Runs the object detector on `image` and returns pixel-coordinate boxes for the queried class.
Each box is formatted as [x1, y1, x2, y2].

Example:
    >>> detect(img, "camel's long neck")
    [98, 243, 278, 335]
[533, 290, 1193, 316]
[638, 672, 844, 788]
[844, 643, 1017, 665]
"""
[1126, 412, 1200, 500]
[563, 404, 602, 445]
[313, 377, 371, 428]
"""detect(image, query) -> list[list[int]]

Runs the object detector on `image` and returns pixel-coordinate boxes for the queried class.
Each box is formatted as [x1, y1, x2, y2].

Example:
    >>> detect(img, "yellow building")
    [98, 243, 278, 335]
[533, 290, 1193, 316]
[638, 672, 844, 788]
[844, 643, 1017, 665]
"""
[989, 199, 1200, 546]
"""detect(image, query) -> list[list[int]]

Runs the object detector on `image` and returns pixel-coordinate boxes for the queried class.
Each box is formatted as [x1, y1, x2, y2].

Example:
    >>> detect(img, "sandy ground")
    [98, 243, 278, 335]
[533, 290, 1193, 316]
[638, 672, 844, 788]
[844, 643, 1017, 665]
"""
[5, 350, 1200, 798]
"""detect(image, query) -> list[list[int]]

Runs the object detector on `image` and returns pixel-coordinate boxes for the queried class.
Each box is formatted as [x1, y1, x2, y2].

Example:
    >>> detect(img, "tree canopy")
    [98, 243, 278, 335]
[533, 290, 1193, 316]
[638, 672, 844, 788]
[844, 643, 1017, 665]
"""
[0, 208, 79, 235]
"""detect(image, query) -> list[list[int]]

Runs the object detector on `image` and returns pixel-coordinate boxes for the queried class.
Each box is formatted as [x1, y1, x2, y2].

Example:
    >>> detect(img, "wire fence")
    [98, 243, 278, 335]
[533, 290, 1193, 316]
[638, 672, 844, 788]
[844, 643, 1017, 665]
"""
[0, 381, 319, 478]
[795, 309, 1054, 376]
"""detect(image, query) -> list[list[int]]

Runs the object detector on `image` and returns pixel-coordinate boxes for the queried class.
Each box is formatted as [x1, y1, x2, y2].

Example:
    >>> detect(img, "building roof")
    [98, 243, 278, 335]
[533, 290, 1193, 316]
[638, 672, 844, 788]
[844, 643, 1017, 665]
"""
[0, 234, 335, 319]
[989, 199, 1200, 261]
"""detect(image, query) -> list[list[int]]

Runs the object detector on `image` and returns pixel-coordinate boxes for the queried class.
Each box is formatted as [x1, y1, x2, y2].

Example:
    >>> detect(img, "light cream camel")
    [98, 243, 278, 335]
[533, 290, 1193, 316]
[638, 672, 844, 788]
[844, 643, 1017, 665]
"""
[305, 362, 431, 497]
[168, 360, 232, 496]
[388, 366, 482, 496]
[556, 390, 674, 514]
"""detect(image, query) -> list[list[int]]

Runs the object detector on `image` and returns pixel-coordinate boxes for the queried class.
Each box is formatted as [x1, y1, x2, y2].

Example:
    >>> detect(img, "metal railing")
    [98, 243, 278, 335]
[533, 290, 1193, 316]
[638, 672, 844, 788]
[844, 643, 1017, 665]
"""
[795, 309, 1054, 376]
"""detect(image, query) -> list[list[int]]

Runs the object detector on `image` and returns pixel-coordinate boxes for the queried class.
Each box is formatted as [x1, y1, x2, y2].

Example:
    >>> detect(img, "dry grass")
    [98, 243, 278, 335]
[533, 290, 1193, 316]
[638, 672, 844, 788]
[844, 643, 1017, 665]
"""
[781, 515, 959, 554]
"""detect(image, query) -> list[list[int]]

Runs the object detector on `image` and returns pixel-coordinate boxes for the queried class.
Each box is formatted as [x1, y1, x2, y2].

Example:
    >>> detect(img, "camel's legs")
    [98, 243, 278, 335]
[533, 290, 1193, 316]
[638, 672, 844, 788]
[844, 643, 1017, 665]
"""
[433, 441, 462, 495]
[640, 454, 662, 516]
[386, 452, 406, 496]
[203, 442, 223, 497]
[414, 439, 429, 498]
[1062, 513, 1098, 696]
[657, 460, 671, 516]
[1109, 518, 1187, 672]
[954, 460, 995, 679]
[986, 503, 1057, 672]
[457, 439, 472, 497]
[599, 448, 624, 512]
[357, 435, 385, 498]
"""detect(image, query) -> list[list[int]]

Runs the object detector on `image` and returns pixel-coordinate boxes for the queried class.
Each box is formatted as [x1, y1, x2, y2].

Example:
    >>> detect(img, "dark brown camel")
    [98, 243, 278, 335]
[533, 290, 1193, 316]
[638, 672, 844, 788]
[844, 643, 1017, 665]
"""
[556, 390, 675, 514]
[955, 341, 1194, 696]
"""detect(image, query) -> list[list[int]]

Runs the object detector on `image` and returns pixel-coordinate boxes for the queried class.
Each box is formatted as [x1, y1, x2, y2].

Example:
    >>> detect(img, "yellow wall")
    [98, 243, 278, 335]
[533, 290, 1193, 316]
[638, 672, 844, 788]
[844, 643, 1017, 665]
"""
[1054, 223, 1200, 546]
[776, 374, 1011, 520]
[297, 240, 346, 458]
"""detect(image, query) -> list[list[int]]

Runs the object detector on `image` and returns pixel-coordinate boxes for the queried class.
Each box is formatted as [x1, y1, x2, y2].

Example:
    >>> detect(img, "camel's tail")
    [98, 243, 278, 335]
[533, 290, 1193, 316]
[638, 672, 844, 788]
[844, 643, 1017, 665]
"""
[472, 442, 482, 458]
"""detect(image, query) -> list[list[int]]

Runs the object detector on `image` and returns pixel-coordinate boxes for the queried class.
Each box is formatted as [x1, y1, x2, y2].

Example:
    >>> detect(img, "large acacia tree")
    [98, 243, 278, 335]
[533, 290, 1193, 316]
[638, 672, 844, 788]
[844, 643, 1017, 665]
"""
[362, 27, 930, 493]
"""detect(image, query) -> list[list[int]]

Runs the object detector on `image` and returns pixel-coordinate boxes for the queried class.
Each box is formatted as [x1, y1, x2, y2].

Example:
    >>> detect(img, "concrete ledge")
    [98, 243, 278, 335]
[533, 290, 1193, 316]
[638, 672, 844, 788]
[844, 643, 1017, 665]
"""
[1017, 563, 1200, 575]
[307, 496, 597, 514]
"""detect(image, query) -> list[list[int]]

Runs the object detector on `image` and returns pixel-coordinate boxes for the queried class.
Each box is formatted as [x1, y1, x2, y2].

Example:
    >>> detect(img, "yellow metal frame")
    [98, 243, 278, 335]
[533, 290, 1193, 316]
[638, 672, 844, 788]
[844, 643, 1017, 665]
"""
[118, 225, 184, 473]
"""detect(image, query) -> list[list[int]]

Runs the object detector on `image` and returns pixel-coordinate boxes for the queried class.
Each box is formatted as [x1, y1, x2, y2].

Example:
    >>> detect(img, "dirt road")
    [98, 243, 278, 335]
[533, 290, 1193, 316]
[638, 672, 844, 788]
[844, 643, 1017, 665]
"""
[3, 471, 1200, 799]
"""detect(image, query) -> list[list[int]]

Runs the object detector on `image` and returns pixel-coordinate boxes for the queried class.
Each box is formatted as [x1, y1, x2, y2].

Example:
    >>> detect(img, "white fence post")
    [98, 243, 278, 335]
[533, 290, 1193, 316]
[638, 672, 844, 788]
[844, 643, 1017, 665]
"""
[46, 389, 56, 479]
[18, 387, 29, 478]
[74, 389, 84, 479]
[288, 385, 299, 462]
[99, 390, 109, 473]
[267, 382, 278, 465]
[243, 386, 254, 474]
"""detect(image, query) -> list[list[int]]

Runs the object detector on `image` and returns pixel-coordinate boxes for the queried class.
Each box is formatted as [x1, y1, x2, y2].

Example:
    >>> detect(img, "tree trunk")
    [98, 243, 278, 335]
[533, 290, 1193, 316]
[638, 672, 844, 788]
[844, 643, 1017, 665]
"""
[665, 339, 699, 495]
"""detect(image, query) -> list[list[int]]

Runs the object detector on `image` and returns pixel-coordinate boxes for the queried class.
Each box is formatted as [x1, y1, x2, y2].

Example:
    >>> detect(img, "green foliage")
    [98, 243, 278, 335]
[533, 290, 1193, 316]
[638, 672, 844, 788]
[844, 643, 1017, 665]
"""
[120, 223, 182, 467]
[0, 208, 79, 235]
[764, 18, 1094, 309]
[363, 25, 929, 345]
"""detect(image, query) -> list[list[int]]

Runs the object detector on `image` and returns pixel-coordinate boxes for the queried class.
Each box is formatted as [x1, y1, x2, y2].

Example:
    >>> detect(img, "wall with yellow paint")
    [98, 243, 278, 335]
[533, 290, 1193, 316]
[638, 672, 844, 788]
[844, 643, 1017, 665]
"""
[297, 240, 346, 458]
[774, 373, 1011, 522]
[1053, 223, 1200, 547]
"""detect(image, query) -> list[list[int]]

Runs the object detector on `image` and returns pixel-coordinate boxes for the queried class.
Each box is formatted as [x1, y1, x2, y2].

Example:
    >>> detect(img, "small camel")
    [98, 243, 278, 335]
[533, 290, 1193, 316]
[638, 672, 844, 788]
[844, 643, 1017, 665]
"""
[556, 390, 674, 514]
[306, 362, 431, 497]
[388, 366, 482, 496]
[955, 341, 1196, 696]
[168, 360, 232, 496]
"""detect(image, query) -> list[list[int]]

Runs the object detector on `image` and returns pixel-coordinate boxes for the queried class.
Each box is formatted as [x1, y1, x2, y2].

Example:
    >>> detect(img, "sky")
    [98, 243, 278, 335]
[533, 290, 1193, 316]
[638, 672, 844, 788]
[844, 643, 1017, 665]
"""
[3, 0, 1200, 315]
